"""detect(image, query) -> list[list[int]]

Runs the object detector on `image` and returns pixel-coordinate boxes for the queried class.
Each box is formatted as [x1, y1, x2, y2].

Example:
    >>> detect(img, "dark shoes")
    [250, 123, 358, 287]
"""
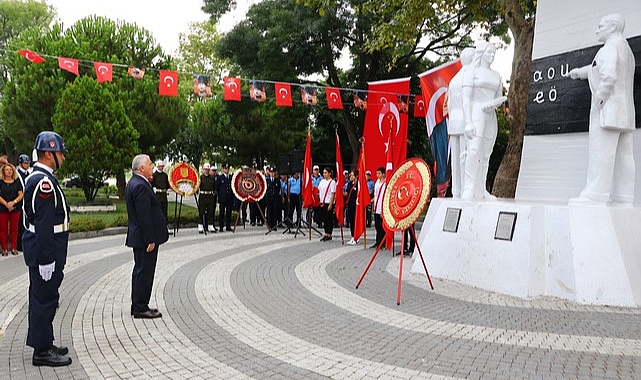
[33, 347, 72, 367]
[320, 235, 332, 242]
[132, 309, 162, 319]
[52, 344, 69, 355]
[226, 227, 233, 231]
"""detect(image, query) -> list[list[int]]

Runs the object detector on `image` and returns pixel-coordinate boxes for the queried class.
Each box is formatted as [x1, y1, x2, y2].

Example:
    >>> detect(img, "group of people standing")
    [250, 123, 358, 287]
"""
[0, 153, 32, 257]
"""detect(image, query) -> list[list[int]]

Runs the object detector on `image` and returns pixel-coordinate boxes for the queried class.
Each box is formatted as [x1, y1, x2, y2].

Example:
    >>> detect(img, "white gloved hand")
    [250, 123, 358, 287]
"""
[39, 262, 55, 282]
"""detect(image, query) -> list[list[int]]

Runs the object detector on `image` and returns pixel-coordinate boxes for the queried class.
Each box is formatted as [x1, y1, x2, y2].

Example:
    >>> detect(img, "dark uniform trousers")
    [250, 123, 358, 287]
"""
[27, 263, 64, 349]
[131, 245, 158, 313]
[217, 174, 233, 230]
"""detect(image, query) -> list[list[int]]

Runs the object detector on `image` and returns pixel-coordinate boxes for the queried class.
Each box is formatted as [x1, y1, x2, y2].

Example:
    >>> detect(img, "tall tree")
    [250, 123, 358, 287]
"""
[209, 0, 480, 166]
[317, 0, 535, 197]
[53, 76, 139, 200]
[0, 0, 56, 160]
[2, 16, 190, 198]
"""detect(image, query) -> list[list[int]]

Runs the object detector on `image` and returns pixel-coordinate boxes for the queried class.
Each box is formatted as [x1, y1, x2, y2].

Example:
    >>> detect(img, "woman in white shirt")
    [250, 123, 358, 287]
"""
[317, 167, 336, 241]
[371, 167, 386, 249]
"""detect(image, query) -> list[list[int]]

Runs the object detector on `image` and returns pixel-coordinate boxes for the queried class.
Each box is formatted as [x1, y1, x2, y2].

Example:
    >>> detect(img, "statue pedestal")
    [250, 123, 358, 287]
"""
[411, 198, 641, 307]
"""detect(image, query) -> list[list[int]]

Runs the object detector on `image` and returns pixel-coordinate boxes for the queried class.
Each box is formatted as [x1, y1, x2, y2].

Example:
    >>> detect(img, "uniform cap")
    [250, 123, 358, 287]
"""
[222, 163, 230, 169]
[203, 163, 211, 169]
[313, 165, 319, 170]
[34, 131, 67, 152]
[212, 166, 218, 171]
[365, 170, 371, 175]
[18, 154, 31, 164]
[156, 160, 165, 166]
[343, 170, 348, 175]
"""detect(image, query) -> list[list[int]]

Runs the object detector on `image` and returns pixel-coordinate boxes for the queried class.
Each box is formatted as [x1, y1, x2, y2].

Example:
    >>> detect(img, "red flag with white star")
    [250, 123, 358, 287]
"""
[418, 59, 461, 135]
[353, 142, 369, 243]
[223, 76, 242, 101]
[158, 70, 178, 97]
[94, 62, 113, 83]
[335, 132, 345, 227]
[326, 87, 343, 109]
[362, 78, 410, 175]
[18, 49, 45, 64]
[58, 57, 79, 76]
[413, 95, 426, 117]
[302, 129, 314, 208]
[275, 82, 292, 107]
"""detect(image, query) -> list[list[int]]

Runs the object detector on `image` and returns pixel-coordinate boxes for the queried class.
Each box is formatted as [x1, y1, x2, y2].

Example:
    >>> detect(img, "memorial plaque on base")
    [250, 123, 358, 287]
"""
[443, 208, 462, 233]
[494, 212, 517, 241]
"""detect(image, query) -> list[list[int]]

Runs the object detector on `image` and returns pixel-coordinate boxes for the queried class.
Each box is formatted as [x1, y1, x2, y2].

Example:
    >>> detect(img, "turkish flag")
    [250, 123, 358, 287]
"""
[326, 87, 343, 109]
[302, 129, 314, 208]
[362, 77, 410, 175]
[18, 49, 45, 64]
[334, 133, 345, 227]
[94, 62, 112, 83]
[353, 145, 369, 243]
[418, 59, 461, 135]
[413, 95, 427, 118]
[275, 82, 292, 107]
[384, 127, 394, 250]
[158, 70, 178, 97]
[58, 57, 79, 76]
[223, 76, 242, 101]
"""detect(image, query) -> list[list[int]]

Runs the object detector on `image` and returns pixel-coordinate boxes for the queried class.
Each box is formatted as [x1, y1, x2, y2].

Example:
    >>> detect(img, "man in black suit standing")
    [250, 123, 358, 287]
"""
[125, 154, 169, 319]
[216, 163, 234, 232]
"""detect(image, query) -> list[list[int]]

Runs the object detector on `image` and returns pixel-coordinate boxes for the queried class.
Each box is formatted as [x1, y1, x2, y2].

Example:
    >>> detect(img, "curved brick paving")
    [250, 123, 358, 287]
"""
[0, 228, 639, 379]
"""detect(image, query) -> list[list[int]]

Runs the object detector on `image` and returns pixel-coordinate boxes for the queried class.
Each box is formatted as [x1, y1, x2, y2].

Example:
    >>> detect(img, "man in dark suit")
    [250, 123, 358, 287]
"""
[22, 131, 72, 367]
[125, 154, 169, 319]
[216, 163, 234, 231]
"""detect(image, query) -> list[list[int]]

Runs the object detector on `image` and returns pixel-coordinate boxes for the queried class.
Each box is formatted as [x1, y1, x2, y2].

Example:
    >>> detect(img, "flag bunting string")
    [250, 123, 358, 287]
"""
[2, 47, 431, 114]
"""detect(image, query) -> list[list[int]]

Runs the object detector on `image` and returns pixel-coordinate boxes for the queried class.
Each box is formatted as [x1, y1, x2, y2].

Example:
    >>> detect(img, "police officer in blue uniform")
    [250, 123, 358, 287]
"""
[22, 131, 72, 367]
[216, 163, 234, 231]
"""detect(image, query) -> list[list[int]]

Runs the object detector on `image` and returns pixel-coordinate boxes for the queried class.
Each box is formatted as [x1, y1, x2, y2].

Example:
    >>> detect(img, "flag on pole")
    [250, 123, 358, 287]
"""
[94, 62, 113, 83]
[58, 57, 79, 76]
[158, 70, 179, 97]
[18, 49, 45, 64]
[353, 142, 369, 242]
[384, 124, 394, 250]
[413, 95, 426, 117]
[302, 128, 314, 208]
[362, 78, 410, 174]
[335, 132, 345, 227]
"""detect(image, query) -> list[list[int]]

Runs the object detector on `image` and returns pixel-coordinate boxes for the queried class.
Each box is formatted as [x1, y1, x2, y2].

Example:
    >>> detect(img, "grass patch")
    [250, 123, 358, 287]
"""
[64, 190, 200, 233]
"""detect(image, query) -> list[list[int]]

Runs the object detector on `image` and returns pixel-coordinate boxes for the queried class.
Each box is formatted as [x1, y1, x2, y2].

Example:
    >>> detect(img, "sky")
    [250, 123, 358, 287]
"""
[45, 0, 513, 81]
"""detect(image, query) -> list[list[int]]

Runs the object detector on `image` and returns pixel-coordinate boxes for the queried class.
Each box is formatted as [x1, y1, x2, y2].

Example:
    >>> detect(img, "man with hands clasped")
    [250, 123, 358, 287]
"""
[22, 131, 72, 367]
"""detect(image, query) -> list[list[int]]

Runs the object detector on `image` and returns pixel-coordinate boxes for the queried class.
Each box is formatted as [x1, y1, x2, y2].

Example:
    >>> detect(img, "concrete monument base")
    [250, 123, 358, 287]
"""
[411, 198, 641, 307]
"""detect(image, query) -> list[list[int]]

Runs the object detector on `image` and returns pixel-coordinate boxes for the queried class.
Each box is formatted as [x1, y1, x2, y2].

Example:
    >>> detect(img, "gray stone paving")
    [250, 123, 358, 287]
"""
[0, 226, 639, 379]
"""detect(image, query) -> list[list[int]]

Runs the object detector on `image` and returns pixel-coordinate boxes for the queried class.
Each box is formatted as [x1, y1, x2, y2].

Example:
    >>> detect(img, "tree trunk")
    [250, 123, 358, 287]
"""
[116, 170, 126, 200]
[492, 1, 535, 198]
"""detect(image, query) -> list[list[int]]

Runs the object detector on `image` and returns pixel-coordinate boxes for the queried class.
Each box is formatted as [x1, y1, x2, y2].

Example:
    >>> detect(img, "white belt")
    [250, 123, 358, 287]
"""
[27, 222, 69, 234]
[200, 191, 214, 194]
[155, 189, 167, 193]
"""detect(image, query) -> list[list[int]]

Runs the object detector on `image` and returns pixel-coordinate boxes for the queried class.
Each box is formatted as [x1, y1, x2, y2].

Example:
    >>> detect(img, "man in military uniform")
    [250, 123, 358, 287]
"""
[265, 167, 282, 230]
[151, 160, 170, 229]
[216, 163, 234, 231]
[22, 131, 72, 367]
[198, 163, 217, 233]
[16, 154, 31, 252]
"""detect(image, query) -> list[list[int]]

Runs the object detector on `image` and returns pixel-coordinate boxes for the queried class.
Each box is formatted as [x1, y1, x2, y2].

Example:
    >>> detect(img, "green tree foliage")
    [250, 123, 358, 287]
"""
[53, 76, 139, 200]
[2, 16, 190, 198]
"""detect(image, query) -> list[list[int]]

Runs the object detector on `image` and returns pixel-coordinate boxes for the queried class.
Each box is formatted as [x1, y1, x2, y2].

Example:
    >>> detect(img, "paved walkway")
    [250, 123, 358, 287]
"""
[0, 225, 639, 379]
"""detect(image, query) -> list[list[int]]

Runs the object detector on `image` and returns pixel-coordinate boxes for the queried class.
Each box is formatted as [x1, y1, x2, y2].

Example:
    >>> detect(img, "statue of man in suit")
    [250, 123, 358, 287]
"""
[569, 13, 636, 206]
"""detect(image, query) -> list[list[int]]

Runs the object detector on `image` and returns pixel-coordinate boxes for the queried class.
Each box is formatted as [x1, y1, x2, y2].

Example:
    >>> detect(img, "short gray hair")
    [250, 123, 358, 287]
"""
[132, 154, 149, 171]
